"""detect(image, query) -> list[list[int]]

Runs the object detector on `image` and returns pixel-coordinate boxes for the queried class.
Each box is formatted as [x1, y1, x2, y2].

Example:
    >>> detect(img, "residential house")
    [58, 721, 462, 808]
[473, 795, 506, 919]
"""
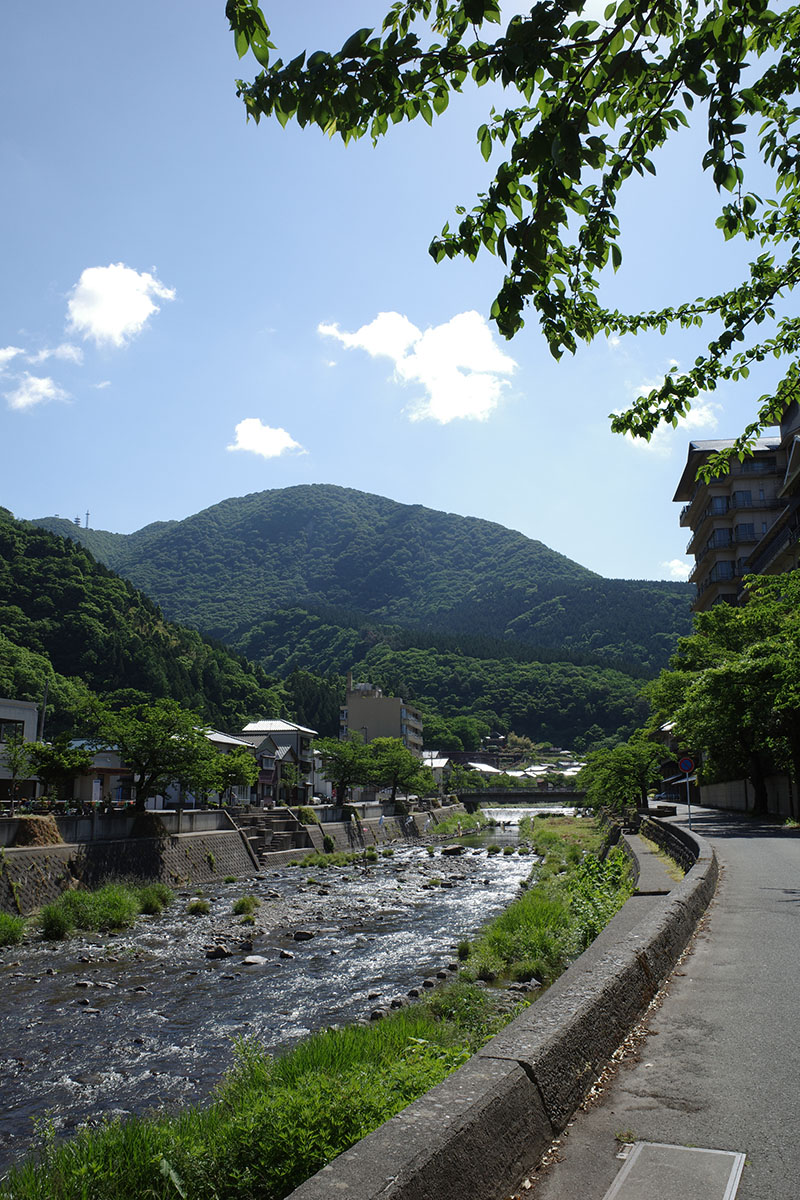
[0, 698, 38, 803]
[240, 719, 317, 805]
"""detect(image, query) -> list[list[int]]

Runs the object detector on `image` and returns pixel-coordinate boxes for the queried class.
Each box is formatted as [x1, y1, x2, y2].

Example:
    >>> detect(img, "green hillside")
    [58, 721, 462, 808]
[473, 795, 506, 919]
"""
[33, 484, 691, 671]
[0, 509, 286, 735]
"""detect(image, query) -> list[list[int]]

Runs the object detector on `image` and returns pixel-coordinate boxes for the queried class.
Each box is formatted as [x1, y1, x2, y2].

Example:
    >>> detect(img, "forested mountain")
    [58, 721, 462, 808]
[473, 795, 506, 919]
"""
[0, 509, 287, 735]
[34, 484, 691, 672]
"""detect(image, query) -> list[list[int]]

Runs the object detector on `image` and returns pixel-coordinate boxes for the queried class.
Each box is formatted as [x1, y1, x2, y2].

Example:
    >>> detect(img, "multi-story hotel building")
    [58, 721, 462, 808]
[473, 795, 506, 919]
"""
[339, 673, 424, 757]
[675, 402, 800, 610]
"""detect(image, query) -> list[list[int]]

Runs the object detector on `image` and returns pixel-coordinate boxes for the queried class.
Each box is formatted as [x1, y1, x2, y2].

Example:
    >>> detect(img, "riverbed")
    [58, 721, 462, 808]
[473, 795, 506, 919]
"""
[0, 835, 532, 1175]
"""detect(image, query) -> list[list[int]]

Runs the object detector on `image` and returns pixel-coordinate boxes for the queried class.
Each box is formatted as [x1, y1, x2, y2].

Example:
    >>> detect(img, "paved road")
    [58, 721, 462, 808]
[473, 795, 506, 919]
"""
[530, 804, 800, 1200]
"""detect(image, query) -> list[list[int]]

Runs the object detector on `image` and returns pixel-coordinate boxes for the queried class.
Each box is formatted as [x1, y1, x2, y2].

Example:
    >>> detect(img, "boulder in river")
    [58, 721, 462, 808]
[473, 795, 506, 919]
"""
[205, 945, 231, 960]
[293, 929, 315, 941]
[441, 844, 465, 856]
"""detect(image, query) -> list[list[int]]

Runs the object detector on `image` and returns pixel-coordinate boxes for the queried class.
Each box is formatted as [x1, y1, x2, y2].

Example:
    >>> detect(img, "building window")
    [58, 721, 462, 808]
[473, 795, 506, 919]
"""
[0, 719, 24, 744]
[732, 491, 752, 508]
[710, 496, 728, 514]
[735, 524, 755, 541]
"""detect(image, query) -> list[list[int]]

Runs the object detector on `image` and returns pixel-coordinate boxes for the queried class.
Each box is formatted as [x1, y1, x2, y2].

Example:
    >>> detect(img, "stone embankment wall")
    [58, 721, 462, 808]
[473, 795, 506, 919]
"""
[0, 831, 257, 917]
[288, 818, 718, 1200]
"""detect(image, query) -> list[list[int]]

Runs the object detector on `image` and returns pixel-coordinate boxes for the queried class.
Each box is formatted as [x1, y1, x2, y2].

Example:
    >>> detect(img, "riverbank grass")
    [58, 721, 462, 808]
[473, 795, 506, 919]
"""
[0, 910, 25, 946]
[1, 983, 502, 1200]
[3, 818, 631, 1200]
[39, 882, 174, 940]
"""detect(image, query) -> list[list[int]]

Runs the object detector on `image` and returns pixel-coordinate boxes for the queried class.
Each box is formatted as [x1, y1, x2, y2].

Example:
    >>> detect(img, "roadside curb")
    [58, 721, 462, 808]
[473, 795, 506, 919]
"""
[288, 820, 718, 1200]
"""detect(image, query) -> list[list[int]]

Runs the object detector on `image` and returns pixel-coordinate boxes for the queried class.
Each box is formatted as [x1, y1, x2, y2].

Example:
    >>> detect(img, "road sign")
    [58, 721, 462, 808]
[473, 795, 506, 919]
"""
[678, 756, 694, 774]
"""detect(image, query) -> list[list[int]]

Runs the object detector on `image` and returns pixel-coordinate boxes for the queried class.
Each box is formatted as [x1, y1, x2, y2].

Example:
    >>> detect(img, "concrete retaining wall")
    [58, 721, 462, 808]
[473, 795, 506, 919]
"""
[288, 819, 718, 1200]
[0, 831, 257, 916]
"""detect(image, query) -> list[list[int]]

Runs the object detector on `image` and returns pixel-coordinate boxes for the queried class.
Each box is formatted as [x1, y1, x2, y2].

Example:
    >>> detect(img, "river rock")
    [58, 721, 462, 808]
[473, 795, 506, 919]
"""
[280, 949, 295, 959]
[368, 991, 381, 1000]
[293, 930, 314, 941]
[441, 844, 465, 856]
[205, 945, 231, 960]
[422, 978, 436, 989]
[436, 970, 448, 979]
[242, 955, 269, 966]
[74, 979, 93, 988]
[369, 1009, 386, 1021]
[390, 998, 405, 1009]
[408, 987, 421, 998]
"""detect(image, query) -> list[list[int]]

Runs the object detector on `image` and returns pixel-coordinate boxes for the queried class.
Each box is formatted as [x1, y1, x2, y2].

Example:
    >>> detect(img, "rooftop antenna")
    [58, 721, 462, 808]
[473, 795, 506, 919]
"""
[74, 515, 80, 526]
[85, 510, 89, 529]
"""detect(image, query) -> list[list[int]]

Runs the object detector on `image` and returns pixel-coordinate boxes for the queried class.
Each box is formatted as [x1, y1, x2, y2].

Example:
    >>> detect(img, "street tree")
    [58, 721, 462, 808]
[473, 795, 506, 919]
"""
[1, 729, 32, 813]
[214, 745, 259, 804]
[26, 737, 95, 804]
[367, 737, 432, 803]
[646, 571, 800, 816]
[227, 0, 800, 462]
[314, 735, 372, 802]
[98, 699, 212, 811]
[579, 735, 663, 811]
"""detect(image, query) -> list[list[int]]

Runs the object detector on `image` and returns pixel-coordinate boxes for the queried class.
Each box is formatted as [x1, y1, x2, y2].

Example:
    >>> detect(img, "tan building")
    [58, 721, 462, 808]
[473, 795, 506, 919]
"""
[339, 675, 423, 757]
[674, 413, 800, 610]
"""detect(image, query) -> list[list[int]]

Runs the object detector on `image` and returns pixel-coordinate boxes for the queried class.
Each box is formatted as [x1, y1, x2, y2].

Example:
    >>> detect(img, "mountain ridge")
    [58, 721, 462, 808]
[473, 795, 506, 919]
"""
[32, 484, 690, 674]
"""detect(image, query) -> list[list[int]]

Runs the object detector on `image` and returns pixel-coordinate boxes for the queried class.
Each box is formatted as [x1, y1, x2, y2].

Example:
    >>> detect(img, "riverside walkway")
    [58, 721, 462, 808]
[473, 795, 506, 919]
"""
[529, 804, 800, 1200]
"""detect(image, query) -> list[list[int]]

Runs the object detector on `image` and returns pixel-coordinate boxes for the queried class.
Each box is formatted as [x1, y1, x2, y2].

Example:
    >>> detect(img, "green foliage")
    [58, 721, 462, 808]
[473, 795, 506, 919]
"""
[0, 911, 25, 947]
[137, 883, 174, 916]
[647, 570, 800, 817]
[0, 514, 287, 735]
[39, 884, 142, 940]
[231, 4, 800, 458]
[322, 834, 335, 854]
[579, 735, 664, 812]
[232, 894, 260, 915]
[26, 736, 94, 802]
[97, 698, 212, 811]
[186, 898, 211, 916]
[295, 806, 319, 825]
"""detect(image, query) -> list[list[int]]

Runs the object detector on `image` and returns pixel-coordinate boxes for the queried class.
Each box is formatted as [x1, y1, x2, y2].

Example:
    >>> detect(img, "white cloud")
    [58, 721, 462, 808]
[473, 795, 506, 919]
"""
[5, 373, 69, 411]
[0, 346, 23, 372]
[662, 558, 692, 581]
[227, 418, 305, 459]
[319, 310, 516, 423]
[27, 342, 84, 365]
[94, 380, 111, 390]
[67, 263, 175, 347]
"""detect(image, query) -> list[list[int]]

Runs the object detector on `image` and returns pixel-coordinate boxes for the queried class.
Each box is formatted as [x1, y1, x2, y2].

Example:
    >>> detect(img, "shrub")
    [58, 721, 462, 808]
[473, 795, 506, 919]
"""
[224, 876, 238, 884]
[187, 899, 210, 916]
[322, 835, 335, 854]
[426, 845, 435, 857]
[487, 844, 501, 855]
[381, 848, 394, 858]
[296, 807, 320, 826]
[137, 883, 173, 915]
[233, 895, 260, 916]
[457, 939, 471, 960]
[0, 911, 25, 946]
[40, 903, 75, 940]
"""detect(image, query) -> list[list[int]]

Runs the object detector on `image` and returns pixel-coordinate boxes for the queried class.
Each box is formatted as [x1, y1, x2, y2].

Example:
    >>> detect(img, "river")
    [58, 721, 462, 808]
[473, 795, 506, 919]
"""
[0, 830, 534, 1175]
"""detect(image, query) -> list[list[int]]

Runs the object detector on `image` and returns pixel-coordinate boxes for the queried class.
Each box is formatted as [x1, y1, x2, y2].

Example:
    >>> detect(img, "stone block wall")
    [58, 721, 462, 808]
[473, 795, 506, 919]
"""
[0, 831, 257, 917]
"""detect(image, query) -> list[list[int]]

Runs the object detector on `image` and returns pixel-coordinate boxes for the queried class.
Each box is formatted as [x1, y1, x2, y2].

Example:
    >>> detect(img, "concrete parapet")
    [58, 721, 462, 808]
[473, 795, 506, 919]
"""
[287, 821, 717, 1200]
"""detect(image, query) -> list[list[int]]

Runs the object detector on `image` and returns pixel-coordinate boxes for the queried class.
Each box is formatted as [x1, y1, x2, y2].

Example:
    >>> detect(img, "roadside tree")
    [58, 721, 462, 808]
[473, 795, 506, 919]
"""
[26, 737, 95, 804]
[98, 699, 212, 811]
[227, 0, 800, 461]
[367, 737, 433, 803]
[1, 729, 32, 814]
[314, 735, 372, 803]
[214, 745, 259, 804]
[579, 736, 663, 811]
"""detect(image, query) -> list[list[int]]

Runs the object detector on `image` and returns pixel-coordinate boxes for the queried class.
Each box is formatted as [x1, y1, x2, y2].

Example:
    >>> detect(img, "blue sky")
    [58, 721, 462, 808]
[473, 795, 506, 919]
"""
[0, 2, 781, 581]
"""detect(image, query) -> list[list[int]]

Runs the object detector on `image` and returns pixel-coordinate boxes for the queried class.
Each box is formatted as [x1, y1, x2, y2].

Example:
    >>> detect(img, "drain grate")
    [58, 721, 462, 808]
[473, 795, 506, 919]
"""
[602, 1142, 745, 1200]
